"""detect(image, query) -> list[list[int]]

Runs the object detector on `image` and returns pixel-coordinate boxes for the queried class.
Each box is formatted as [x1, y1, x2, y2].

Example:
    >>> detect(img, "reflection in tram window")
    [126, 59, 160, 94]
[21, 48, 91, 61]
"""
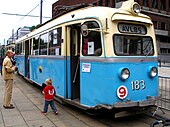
[82, 21, 102, 56]
[113, 35, 154, 56]
[33, 36, 39, 55]
[49, 27, 62, 55]
[39, 33, 48, 55]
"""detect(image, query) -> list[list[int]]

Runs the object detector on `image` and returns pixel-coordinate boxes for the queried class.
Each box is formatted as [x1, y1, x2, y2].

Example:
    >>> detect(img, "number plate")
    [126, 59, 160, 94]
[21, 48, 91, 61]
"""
[131, 80, 145, 91]
[117, 85, 128, 99]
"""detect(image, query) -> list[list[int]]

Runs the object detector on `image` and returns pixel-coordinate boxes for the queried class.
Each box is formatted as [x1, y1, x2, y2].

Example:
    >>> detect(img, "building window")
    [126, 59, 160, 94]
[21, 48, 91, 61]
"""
[153, 21, 157, 29]
[161, 22, 165, 30]
[98, 0, 102, 6]
[160, 48, 168, 54]
[160, 36, 167, 43]
[152, 0, 158, 9]
[168, 49, 170, 53]
[168, 37, 170, 43]
[106, 0, 110, 7]
[49, 27, 62, 55]
[160, 1, 165, 10]
[143, 0, 147, 6]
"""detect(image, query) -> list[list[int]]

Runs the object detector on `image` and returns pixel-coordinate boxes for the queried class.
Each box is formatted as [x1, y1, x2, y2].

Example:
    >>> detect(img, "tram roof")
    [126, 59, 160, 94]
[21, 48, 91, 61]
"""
[16, 6, 152, 43]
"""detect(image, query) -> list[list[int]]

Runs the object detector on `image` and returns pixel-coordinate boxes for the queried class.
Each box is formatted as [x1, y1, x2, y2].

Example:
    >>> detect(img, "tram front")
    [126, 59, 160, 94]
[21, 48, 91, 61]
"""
[80, 0, 159, 116]
[108, 1, 159, 113]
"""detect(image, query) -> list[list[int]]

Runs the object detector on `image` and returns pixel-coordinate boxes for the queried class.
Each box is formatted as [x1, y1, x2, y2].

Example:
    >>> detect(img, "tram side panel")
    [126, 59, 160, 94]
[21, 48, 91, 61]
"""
[80, 60, 158, 107]
[16, 55, 25, 76]
[29, 56, 66, 98]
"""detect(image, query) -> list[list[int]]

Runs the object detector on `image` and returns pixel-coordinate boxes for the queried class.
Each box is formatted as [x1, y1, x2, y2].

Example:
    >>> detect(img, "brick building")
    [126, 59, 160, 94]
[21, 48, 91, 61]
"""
[52, 0, 170, 62]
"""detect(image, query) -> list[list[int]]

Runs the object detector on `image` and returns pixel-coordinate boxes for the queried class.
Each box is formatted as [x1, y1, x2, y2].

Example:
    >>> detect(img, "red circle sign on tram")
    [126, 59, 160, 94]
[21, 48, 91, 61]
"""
[117, 85, 128, 99]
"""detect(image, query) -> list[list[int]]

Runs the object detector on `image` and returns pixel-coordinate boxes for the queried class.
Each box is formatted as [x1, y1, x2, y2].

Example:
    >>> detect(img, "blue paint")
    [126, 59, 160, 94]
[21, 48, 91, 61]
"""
[16, 56, 25, 76]
[29, 57, 66, 98]
[80, 61, 158, 107]
[16, 55, 158, 108]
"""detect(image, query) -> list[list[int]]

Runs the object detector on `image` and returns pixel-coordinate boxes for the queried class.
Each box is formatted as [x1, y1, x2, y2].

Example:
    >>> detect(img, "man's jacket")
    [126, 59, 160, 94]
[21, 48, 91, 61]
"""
[2, 56, 15, 80]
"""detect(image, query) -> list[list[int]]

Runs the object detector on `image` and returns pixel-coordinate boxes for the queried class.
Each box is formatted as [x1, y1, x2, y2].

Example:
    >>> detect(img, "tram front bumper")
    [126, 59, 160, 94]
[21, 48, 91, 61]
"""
[94, 96, 160, 110]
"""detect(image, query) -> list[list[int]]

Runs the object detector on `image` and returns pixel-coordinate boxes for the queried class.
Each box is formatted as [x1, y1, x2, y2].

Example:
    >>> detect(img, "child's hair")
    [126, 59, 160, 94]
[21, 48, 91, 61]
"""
[46, 78, 52, 85]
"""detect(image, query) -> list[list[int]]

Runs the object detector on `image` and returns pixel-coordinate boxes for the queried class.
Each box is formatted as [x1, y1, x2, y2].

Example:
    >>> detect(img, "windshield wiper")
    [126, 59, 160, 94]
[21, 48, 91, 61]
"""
[146, 47, 153, 57]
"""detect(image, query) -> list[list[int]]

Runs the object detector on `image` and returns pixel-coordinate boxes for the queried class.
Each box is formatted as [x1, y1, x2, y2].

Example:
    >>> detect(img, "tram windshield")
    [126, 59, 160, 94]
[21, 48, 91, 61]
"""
[113, 35, 154, 56]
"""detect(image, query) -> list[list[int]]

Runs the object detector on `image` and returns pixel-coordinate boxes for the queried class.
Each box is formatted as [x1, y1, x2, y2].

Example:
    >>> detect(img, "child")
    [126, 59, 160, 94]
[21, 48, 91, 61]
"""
[41, 78, 58, 115]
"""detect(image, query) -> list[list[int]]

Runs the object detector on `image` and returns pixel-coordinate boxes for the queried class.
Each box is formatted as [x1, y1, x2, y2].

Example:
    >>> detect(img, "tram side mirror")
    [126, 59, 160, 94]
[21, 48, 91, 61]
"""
[81, 24, 89, 37]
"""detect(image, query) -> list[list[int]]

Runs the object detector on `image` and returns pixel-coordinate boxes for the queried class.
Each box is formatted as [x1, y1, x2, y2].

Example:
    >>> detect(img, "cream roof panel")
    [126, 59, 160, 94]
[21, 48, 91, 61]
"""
[112, 13, 152, 24]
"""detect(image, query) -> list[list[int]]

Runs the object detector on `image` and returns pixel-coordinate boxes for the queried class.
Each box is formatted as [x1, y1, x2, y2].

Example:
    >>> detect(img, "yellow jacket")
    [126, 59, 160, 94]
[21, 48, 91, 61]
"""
[2, 56, 15, 80]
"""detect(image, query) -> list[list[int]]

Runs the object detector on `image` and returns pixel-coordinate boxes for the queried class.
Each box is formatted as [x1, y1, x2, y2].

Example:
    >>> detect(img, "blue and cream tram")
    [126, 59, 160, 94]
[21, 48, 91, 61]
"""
[15, 0, 159, 116]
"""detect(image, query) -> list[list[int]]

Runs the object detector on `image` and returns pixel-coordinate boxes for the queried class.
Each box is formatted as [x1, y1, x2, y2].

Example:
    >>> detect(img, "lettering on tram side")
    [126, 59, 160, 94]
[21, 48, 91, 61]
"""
[118, 23, 147, 34]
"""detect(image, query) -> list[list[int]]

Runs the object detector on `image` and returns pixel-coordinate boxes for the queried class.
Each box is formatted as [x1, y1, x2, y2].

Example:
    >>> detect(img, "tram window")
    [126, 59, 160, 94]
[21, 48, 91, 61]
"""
[40, 33, 48, 55]
[33, 36, 39, 55]
[22, 42, 25, 55]
[15, 44, 19, 55]
[82, 21, 102, 56]
[18, 42, 22, 55]
[113, 35, 154, 56]
[49, 27, 62, 55]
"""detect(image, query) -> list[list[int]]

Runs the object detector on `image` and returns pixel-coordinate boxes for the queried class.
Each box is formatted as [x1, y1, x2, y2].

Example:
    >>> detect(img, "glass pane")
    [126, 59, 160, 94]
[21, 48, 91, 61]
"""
[49, 27, 62, 55]
[33, 36, 39, 55]
[40, 33, 48, 55]
[113, 35, 154, 56]
[82, 21, 102, 56]
[19, 43, 22, 55]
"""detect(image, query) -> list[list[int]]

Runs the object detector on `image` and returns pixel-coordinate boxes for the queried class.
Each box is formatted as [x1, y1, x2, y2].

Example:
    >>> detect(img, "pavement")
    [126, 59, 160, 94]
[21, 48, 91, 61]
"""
[158, 63, 170, 77]
[0, 76, 58, 127]
[0, 75, 91, 127]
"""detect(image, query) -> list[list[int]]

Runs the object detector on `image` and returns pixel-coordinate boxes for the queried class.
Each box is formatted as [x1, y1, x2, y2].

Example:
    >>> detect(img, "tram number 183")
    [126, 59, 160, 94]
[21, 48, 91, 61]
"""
[131, 80, 145, 91]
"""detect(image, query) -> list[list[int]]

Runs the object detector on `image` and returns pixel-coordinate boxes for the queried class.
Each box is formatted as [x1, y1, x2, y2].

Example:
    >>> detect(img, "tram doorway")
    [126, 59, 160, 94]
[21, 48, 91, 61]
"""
[25, 40, 30, 78]
[69, 24, 81, 100]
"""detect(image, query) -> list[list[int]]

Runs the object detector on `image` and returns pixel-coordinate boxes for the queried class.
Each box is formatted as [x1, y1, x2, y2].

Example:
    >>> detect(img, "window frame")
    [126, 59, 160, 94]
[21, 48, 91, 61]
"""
[113, 34, 154, 56]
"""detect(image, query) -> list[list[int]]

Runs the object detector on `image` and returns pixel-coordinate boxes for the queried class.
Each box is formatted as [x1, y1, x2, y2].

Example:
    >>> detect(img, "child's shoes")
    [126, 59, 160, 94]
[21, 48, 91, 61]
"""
[41, 111, 47, 115]
[54, 110, 58, 115]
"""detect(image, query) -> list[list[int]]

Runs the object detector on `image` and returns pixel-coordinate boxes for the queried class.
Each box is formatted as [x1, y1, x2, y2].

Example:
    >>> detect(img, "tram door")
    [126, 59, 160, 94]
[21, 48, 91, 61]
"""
[68, 24, 81, 100]
[25, 40, 30, 78]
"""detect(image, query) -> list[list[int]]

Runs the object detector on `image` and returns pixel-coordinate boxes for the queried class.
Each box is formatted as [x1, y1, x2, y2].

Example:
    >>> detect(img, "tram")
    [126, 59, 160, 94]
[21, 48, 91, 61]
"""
[15, 0, 159, 116]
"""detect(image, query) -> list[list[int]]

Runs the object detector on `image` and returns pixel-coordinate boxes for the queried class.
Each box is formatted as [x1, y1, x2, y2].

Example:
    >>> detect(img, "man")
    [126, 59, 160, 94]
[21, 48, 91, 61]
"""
[2, 50, 16, 109]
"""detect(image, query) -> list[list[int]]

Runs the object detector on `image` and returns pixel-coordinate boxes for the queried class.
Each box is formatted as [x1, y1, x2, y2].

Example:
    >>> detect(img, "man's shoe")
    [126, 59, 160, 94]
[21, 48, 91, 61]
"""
[3, 105, 15, 109]
[10, 104, 13, 106]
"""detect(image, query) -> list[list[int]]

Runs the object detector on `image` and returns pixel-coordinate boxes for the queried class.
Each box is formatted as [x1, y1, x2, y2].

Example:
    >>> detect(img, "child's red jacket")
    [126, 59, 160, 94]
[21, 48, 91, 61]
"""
[42, 85, 55, 101]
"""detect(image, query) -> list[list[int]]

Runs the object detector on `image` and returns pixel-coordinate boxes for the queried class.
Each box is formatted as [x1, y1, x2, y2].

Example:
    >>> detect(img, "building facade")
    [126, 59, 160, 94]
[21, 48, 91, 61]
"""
[7, 27, 30, 45]
[52, 0, 170, 62]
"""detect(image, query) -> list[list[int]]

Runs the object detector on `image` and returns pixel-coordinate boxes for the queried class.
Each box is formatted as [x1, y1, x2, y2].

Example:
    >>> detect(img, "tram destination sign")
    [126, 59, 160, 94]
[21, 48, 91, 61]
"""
[118, 23, 146, 34]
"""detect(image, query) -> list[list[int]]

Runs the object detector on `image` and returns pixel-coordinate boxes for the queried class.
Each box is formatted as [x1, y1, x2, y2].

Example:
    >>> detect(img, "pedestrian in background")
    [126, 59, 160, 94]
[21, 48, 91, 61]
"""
[2, 50, 16, 109]
[41, 78, 58, 115]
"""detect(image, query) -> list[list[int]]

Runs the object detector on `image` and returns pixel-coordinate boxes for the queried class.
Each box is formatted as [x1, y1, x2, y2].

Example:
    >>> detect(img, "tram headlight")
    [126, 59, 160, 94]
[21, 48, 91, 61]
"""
[119, 68, 130, 80]
[131, 3, 141, 14]
[148, 67, 158, 78]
